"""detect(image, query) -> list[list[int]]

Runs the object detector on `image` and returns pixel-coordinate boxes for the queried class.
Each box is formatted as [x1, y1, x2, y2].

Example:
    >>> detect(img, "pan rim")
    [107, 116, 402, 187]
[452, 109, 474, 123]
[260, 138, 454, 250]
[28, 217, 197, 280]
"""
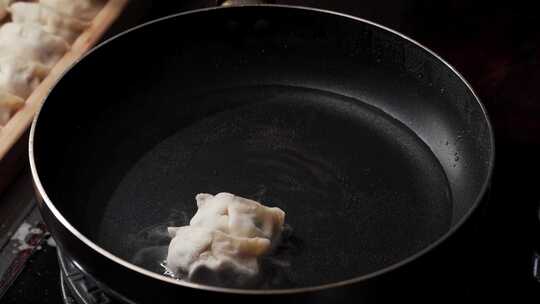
[28, 4, 495, 296]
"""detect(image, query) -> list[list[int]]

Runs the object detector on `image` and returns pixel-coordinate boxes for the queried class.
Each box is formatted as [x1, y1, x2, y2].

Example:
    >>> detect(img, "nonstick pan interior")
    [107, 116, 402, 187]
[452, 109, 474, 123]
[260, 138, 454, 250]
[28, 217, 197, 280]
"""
[99, 85, 452, 288]
[32, 6, 493, 290]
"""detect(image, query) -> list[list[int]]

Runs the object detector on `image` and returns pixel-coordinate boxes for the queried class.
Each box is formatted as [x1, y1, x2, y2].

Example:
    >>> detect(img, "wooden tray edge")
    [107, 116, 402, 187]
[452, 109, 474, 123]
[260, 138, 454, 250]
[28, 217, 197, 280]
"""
[0, 0, 130, 161]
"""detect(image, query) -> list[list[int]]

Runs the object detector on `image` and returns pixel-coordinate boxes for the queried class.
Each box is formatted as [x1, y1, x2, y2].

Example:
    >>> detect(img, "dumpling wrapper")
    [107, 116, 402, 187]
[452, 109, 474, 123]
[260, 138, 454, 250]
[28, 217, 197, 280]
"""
[191, 192, 286, 239]
[9, 2, 90, 44]
[0, 23, 69, 69]
[0, 91, 24, 126]
[40, 0, 103, 21]
[0, 56, 49, 99]
[167, 227, 271, 285]
[166, 226, 214, 275]
[166, 193, 285, 286]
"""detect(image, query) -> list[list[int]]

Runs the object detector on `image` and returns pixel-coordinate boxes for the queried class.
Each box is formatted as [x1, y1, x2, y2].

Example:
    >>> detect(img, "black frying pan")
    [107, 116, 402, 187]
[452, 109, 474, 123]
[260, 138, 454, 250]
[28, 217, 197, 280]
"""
[30, 5, 494, 303]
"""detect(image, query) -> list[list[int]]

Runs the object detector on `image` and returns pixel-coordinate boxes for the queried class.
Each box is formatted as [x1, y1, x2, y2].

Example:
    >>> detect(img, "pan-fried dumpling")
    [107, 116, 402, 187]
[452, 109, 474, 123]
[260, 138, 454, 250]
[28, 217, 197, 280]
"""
[0, 56, 49, 99]
[0, 23, 69, 69]
[9, 2, 90, 44]
[40, 0, 103, 21]
[0, 91, 24, 126]
[166, 193, 285, 286]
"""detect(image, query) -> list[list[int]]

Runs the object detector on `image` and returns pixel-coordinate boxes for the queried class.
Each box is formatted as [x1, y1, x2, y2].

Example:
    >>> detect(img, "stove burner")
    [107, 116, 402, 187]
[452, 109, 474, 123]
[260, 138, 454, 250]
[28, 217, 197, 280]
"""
[58, 252, 117, 304]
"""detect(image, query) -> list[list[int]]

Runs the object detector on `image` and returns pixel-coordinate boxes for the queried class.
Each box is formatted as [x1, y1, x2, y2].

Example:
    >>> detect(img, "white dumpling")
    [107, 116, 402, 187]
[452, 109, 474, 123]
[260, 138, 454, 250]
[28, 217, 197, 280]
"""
[167, 227, 271, 284]
[167, 227, 271, 275]
[190, 231, 270, 285]
[191, 192, 286, 239]
[166, 193, 285, 285]
[0, 90, 23, 126]
[9, 2, 90, 44]
[0, 56, 49, 99]
[40, 0, 103, 21]
[0, 22, 69, 68]
[166, 226, 214, 275]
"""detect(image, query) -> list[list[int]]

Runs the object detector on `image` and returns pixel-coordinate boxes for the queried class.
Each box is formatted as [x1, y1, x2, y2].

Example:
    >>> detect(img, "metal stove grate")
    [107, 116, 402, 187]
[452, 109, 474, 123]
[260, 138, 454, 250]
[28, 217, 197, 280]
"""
[58, 252, 117, 304]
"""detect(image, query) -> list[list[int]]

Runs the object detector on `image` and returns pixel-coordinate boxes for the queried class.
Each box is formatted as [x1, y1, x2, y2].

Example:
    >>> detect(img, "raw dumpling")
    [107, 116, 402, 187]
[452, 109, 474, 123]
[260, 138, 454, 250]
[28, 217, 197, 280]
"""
[9, 2, 90, 44]
[0, 91, 24, 126]
[40, 0, 103, 21]
[166, 193, 285, 287]
[0, 56, 49, 99]
[191, 192, 285, 239]
[166, 226, 214, 274]
[166, 227, 271, 278]
[0, 22, 69, 68]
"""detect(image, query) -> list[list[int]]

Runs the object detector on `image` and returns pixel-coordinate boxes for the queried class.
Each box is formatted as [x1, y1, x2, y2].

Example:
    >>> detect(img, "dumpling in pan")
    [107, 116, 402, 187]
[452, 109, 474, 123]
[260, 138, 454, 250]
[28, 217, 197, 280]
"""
[40, 0, 103, 21]
[167, 226, 271, 286]
[0, 22, 69, 69]
[9, 2, 90, 44]
[191, 192, 285, 240]
[0, 56, 49, 99]
[0, 91, 23, 126]
[166, 193, 285, 287]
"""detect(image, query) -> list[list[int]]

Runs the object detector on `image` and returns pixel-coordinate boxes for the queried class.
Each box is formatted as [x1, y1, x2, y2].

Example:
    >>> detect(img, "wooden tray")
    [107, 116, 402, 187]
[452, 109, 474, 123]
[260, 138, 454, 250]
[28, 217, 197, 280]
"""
[0, 0, 129, 192]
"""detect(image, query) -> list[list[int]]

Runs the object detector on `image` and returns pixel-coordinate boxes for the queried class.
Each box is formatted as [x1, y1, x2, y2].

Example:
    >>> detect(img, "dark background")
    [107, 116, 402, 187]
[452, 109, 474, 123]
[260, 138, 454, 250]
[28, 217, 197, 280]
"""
[2, 1, 540, 302]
